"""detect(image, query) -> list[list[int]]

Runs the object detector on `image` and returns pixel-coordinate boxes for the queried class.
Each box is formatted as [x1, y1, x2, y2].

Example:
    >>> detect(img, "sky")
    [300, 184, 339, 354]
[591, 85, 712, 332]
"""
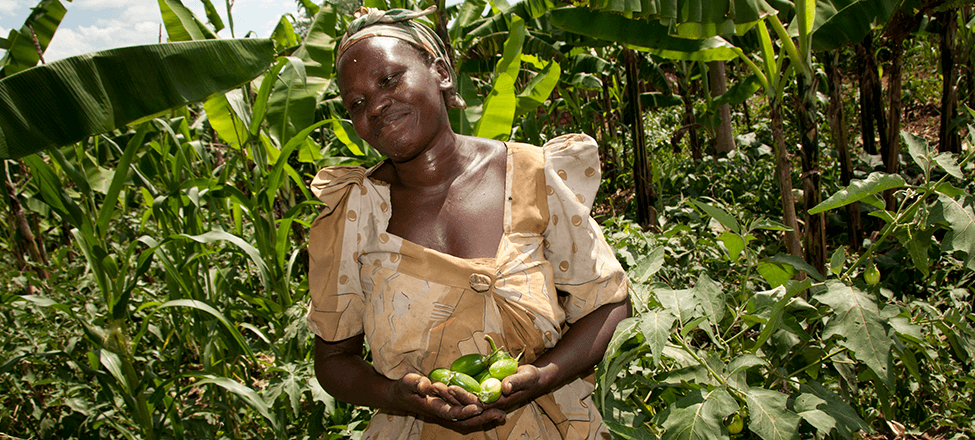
[0, 0, 305, 62]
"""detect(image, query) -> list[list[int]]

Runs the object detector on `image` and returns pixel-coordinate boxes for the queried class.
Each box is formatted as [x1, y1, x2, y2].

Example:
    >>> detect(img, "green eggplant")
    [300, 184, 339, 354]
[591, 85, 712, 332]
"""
[489, 357, 519, 379]
[478, 377, 502, 404]
[450, 353, 488, 377]
[428, 368, 455, 385]
[449, 371, 481, 394]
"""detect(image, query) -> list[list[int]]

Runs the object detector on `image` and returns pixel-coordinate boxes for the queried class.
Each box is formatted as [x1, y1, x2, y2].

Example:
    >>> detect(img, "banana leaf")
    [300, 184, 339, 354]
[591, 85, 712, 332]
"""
[0, 0, 68, 78]
[0, 38, 275, 159]
[550, 7, 739, 62]
[810, 0, 902, 51]
[264, 5, 337, 148]
[158, 0, 218, 41]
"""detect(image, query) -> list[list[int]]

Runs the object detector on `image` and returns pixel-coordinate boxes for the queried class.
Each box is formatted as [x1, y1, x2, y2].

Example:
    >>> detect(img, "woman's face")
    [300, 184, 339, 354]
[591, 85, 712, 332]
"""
[337, 37, 452, 163]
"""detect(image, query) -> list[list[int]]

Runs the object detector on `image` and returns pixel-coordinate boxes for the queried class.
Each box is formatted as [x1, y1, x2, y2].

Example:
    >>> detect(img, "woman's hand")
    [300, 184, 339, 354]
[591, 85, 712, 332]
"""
[483, 364, 554, 413]
[395, 373, 507, 432]
[486, 298, 632, 413]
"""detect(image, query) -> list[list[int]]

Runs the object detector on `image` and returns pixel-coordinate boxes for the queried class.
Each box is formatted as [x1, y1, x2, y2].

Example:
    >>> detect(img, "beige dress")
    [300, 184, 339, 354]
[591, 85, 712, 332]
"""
[306, 133, 629, 440]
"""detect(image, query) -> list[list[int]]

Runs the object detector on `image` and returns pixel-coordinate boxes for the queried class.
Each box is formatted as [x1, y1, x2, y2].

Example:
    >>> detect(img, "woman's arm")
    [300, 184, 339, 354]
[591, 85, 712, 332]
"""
[313, 334, 506, 430]
[490, 296, 632, 411]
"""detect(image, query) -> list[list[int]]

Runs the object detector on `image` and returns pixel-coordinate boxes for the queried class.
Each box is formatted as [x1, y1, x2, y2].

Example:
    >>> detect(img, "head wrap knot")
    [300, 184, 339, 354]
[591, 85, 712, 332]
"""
[337, 6, 466, 109]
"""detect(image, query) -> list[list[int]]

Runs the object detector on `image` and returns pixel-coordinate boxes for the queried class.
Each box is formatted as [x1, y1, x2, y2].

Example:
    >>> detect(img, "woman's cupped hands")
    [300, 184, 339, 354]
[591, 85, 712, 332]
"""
[395, 365, 552, 433]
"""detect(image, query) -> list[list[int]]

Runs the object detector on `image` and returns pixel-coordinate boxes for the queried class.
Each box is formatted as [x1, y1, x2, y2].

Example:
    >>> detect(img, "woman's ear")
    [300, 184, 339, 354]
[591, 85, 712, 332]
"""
[432, 58, 454, 91]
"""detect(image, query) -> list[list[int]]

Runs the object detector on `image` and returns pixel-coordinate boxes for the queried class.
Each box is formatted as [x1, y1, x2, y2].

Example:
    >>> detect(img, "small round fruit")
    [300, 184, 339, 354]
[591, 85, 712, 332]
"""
[478, 377, 502, 404]
[489, 357, 518, 379]
[428, 368, 454, 385]
[725, 413, 744, 435]
[865, 263, 880, 285]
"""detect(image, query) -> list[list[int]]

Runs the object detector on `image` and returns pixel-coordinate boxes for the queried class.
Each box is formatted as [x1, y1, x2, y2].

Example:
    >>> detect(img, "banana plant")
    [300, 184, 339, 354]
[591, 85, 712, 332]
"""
[0, 38, 275, 159]
[0, 0, 70, 78]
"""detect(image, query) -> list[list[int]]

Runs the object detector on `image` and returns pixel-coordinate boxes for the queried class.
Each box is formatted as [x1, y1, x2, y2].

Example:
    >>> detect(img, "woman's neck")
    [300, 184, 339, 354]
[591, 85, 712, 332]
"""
[384, 130, 473, 193]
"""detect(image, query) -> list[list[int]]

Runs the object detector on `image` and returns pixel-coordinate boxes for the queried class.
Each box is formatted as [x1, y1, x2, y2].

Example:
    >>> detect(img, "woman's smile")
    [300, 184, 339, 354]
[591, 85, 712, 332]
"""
[338, 37, 452, 162]
[375, 110, 410, 136]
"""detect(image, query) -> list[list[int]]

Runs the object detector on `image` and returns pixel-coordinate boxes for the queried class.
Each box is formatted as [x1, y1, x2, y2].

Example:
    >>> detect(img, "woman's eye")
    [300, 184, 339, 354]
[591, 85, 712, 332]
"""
[381, 72, 401, 87]
[348, 99, 363, 113]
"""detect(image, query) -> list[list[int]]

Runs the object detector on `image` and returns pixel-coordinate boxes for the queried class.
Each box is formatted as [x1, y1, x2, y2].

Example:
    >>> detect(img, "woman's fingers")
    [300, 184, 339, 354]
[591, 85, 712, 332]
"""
[447, 384, 481, 406]
[431, 382, 463, 406]
[402, 371, 509, 430]
[501, 364, 541, 396]
[435, 407, 506, 433]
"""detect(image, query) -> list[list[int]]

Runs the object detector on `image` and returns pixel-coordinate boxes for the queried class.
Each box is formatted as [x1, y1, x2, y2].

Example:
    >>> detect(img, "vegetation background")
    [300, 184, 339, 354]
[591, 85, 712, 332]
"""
[1, 0, 974, 439]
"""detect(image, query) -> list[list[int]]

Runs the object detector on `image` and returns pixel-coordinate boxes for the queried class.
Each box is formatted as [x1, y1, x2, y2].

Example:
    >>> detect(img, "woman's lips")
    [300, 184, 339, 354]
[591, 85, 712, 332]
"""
[374, 111, 408, 137]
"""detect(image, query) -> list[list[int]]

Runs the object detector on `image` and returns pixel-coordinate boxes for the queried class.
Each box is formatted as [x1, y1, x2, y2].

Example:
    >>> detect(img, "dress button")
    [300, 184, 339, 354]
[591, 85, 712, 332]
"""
[470, 273, 492, 292]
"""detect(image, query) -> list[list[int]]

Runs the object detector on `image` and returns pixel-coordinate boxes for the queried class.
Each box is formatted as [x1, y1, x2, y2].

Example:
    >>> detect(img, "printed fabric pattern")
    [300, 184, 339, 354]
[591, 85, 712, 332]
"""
[306, 133, 629, 440]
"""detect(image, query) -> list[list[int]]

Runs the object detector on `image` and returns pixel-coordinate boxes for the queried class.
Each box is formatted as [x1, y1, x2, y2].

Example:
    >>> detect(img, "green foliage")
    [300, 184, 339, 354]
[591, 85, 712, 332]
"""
[0, 39, 275, 159]
[2, 0, 975, 439]
[596, 125, 975, 439]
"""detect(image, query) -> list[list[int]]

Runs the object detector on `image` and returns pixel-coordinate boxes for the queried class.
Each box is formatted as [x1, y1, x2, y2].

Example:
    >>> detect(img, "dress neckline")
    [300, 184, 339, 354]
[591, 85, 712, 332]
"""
[363, 142, 511, 264]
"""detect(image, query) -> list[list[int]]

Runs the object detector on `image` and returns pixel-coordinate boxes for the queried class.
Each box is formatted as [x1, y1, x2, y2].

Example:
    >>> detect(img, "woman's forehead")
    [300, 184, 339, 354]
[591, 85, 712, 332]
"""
[337, 37, 426, 83]
[339, 36, 409, 64]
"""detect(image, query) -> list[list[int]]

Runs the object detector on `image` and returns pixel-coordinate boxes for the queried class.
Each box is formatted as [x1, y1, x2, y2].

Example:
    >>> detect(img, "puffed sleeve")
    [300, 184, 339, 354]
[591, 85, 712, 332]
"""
[541, 134, 629, 324]
[306, 166, 369, 341]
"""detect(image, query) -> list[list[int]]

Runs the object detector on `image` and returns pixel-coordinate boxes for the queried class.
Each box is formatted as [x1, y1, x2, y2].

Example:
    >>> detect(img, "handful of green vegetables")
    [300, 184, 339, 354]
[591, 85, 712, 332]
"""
[428, 335, 521, 404]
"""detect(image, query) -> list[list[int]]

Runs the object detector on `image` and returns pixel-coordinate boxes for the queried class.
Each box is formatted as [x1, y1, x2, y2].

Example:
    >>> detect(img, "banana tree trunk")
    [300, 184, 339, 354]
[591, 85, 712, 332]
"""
[883, 11, 913, 209]
[1, 160, 49, 281]
[624, 49, 658, 232]
[677, 62, 702, 162]
[856, 36, 884, 156]
[771, 103, 803, 258]
[824, 51, 863, 251]
[939, 9, 961, 154]
[798, 75, 826, 276]
[708, 60, 736, 154]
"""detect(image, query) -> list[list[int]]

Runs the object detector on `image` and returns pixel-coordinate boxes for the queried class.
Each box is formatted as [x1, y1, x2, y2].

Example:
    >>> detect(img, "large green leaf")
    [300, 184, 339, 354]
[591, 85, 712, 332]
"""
[692, 274, 726, 332]
[656, 387, 739, 440]
[449, 0, 489, 42]
[814, 281, 894, 390]
[550, 7, 740, 61]
[930, 195, 975, 270]
[691, 199, 740, 234]
[799, 382, 871, 438]
[744, 387, 801, 440]
[265, 5, 336, 148]
[656, 287, 699, 324]
[0, 39, 275, 159]
[630, 246, 665, 282]
[22, 153, 84, 227]
[474, 14, 525, 140]
[515, 55, 560, 117]
[713, 74, 762, 107]
[191, 375, 279, 431]
[204, 89, 251, 149]
[0, 0, 68, 78]
[807, 172, 906, 215]
[637, 309, 676, 365]
[158, 0, 218, 41]
[810, 0, 902, 52]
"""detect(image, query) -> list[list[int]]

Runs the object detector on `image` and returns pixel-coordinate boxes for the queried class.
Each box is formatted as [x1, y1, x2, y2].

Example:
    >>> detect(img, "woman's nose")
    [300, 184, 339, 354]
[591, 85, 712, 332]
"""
[367, 95, 390, 118]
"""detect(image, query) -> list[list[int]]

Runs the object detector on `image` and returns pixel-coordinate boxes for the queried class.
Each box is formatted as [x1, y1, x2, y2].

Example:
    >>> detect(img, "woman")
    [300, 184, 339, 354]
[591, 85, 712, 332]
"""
[307, 7, 631, 439]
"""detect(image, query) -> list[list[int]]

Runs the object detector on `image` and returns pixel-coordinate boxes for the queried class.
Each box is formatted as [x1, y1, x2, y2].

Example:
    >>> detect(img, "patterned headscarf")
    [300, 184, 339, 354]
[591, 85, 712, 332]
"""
[337, 6, 466, 109]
